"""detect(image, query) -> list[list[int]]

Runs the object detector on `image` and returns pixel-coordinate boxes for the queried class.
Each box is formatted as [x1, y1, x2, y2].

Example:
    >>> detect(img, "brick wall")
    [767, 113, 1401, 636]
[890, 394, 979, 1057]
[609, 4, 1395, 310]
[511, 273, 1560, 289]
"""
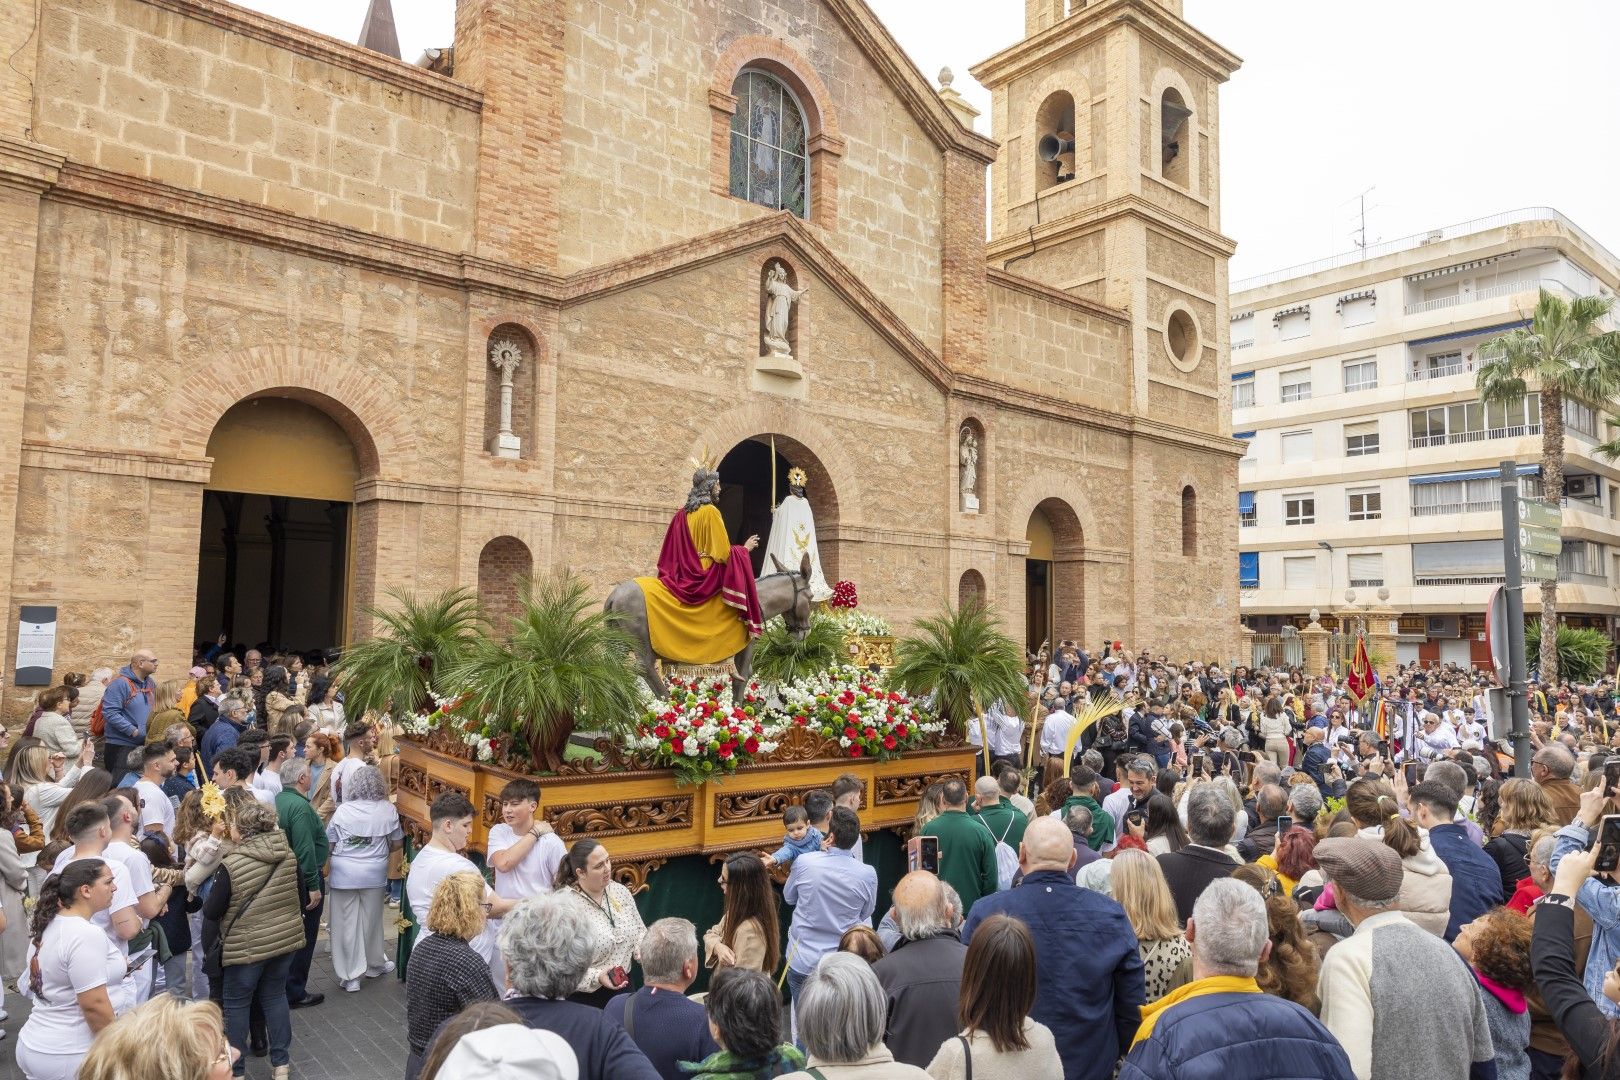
[34, 0, 480, 249]
[477, 536, 532, 635]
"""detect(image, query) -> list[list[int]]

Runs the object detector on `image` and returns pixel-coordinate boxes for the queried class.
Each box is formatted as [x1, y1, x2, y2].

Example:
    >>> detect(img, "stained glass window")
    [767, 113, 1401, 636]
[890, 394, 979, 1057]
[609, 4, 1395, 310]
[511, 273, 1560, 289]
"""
[729, 70, 809, 218]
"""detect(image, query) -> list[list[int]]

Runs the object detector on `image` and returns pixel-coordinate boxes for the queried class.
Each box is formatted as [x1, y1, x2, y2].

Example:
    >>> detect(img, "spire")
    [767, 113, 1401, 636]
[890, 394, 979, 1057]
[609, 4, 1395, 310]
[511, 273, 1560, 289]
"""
[357, 0, 401, 60]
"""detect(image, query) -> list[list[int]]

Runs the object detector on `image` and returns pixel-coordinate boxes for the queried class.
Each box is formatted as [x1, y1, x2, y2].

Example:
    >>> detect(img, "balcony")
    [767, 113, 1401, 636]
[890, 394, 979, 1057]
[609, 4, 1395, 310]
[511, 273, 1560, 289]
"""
[1409, 423, 1539, 449]
[1403, 277, 1576, 317]
[1411, 498, 1501, 517]
[1409, 354, 1475, 381]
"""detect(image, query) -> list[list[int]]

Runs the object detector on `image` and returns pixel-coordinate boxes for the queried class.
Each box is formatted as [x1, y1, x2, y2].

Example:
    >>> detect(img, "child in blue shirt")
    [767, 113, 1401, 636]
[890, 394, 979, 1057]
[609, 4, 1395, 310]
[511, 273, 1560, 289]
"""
[763, 804, 822, 868]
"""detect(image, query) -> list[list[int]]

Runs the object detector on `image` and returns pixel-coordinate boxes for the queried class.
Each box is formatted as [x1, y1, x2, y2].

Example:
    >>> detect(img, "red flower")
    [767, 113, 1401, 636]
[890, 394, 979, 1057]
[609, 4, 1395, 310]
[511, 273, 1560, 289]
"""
[882, 734, 897, 750]
[895, 724, 909, 738]
[863, 726, 877, 740]
[653, 724, 670, 739]
[844, 726, 857, 739]
[743, 736, 760, 753]
[847, 745, 863, 757]
[718, 745, 734, 760]
[670, 737, 685, 754]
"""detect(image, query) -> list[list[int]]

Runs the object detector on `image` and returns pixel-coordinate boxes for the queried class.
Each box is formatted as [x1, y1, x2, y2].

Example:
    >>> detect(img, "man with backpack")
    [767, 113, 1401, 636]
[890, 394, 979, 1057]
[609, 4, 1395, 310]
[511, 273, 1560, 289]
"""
[98, 649, 157, 778]
[973, 775, 1026, 891]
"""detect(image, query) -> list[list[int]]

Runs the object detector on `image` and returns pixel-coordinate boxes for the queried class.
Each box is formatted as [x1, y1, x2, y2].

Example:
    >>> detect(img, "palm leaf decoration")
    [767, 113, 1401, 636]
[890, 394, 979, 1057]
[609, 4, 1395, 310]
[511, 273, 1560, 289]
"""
[443, 573, 641, 773]
[1479, 288, 1620, 681]
[751, 612, 846, 687]
[888, 601, 1028, 774]
[332, 588, 483, 721]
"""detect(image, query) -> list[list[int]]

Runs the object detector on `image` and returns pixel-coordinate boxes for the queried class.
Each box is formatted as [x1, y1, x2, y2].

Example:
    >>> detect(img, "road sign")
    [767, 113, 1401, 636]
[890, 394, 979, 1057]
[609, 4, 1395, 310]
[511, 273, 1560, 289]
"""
[1520, 551, 1560, 580]
[1520, 527, 1562, 556]
[1517, 499, 1560, 531]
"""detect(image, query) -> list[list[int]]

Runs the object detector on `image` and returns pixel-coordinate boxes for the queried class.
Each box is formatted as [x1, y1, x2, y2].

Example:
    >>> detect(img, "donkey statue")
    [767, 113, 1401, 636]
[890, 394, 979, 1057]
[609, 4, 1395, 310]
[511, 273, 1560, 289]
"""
[605, 552, 814, 702]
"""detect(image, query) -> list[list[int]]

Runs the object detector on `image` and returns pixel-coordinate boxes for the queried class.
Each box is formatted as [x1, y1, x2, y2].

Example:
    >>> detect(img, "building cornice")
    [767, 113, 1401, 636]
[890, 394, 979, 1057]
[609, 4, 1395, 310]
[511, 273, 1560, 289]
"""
[0, 136, 64, 195]
[987, 268, 1130, 325]
[971, 0, 1241, 89]
[987, 194, 1237, 263]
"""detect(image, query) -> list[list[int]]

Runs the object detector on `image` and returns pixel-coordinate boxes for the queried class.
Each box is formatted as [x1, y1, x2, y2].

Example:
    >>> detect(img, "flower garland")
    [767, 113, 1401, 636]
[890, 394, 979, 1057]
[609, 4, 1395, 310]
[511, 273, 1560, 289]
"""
[778, 665, 943, 759]
[623, 677, 783, 787]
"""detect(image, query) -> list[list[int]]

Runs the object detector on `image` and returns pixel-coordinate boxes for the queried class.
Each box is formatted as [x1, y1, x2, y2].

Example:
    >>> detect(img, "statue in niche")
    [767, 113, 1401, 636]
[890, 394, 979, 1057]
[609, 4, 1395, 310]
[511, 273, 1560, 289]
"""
[960, 428, 980, 513]
[762, 262, 808, 360]
[765, 466, 833, 602]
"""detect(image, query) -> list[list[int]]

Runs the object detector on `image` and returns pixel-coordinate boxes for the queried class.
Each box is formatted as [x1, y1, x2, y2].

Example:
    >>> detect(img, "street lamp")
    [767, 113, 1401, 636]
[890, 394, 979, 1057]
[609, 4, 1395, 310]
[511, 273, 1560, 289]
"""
[1318, 541, 1335, 608]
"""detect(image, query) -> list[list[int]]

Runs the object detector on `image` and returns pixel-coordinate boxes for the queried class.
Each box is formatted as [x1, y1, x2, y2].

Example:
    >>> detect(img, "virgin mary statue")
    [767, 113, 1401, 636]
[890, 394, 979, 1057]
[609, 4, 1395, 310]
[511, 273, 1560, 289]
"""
[764, 467, 833, 602]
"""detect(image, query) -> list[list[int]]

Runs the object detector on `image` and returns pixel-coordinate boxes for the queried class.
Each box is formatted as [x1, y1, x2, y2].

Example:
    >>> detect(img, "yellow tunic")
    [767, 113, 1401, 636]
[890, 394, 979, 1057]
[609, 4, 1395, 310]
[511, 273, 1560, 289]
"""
[636, 504, 750, 665]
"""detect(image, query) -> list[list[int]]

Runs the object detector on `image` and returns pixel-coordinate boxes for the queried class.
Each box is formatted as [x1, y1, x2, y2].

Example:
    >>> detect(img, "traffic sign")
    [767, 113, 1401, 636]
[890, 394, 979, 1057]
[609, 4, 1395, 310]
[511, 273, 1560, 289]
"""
[1520, 551, 1560, 580]
[1520, 527, 1562, 556]
[1518, 499, 1560, 531]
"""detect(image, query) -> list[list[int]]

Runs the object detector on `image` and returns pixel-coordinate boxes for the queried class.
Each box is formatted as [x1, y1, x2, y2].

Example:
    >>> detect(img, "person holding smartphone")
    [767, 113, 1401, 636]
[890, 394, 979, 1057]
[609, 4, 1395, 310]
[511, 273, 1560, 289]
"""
[16, 860, 131, 1080]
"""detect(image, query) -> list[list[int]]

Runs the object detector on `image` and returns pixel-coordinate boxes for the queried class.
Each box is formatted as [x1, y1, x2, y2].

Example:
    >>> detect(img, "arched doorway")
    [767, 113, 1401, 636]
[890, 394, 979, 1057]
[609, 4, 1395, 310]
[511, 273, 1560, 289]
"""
[194, 397, 361, 654]
[478, 537, 533, 635]
[959, 569, 986, 610]
[1025, 498, 1084, 653]
[716, 435, 839, 580]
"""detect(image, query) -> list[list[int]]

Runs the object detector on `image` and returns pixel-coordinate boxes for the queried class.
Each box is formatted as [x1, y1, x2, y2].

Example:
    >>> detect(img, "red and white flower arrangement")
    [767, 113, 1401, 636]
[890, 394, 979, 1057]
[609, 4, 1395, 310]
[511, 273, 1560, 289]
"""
[829, 580, 859, 609]
[625, 676, 782, 786]
[778, 667, 943, 759]
[404, 691, 519, 765]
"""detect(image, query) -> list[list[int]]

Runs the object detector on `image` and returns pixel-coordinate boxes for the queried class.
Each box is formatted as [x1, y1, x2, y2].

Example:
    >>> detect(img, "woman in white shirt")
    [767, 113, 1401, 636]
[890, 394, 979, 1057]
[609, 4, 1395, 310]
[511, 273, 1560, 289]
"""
[15, 744, 94, 877]
[324, 765, 403, 992]
[17, 859, 128, 1080]
[305, 676, 346, 734]
[31, 688, 81, 759]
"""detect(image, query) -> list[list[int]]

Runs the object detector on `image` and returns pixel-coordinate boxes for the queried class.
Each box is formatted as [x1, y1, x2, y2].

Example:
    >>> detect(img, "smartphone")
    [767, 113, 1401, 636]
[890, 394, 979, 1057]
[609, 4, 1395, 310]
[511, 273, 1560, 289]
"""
[1403, 761, 1420, 786]
[607, 965, 629, 989]
[1275, 814, 1293, 834]
[1605, 760, 1620, 797]
[1597, 815, 1620, 874]
[126, 946, 158, 973]
[907, 834, 940, 874]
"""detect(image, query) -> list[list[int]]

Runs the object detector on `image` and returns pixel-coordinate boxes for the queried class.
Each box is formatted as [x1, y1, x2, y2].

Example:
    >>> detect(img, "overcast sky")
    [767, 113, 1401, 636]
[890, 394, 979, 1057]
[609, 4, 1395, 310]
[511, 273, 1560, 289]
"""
[237, 0, 1620, 281]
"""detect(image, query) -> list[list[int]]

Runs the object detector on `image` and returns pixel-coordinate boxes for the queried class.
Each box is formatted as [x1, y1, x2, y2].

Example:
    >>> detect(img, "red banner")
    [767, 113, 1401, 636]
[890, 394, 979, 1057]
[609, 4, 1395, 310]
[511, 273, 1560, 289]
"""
[1346, 635, 1375, 705]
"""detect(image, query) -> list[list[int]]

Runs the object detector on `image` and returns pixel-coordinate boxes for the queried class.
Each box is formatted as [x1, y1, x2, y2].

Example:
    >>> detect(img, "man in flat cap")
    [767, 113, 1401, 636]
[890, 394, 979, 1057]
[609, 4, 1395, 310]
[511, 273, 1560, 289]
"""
[1314, 836, 1496, 1080]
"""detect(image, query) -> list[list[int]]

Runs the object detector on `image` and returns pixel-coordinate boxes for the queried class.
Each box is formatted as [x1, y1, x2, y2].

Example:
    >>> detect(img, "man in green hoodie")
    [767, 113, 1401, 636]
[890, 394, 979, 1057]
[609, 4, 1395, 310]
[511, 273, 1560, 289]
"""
[275, 756, 331, 1009]
[920, 778, 999, 917]
[1061, 766, 1116, 850]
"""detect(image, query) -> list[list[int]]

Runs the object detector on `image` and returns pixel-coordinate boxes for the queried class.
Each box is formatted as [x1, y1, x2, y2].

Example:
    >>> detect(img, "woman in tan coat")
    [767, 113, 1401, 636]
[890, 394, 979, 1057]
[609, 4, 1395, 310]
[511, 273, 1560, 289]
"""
[1344, 778, 1453, 936]
[703, 853, 779, 975]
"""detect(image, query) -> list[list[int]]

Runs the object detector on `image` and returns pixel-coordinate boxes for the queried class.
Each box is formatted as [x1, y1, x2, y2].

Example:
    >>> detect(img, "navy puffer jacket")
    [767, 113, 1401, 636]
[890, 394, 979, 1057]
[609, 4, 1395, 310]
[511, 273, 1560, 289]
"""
[1118, 989, 1355, 1080]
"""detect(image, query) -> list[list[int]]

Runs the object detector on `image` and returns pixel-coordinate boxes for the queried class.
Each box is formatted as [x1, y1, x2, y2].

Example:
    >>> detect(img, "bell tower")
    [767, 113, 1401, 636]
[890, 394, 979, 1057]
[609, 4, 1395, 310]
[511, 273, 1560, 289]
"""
[971, 0, 1240, 426]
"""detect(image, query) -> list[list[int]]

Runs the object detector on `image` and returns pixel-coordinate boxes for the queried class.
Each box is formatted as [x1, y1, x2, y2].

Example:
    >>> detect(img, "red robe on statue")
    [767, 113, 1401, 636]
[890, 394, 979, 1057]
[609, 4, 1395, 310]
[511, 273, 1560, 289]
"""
[635, 504, 763, 665]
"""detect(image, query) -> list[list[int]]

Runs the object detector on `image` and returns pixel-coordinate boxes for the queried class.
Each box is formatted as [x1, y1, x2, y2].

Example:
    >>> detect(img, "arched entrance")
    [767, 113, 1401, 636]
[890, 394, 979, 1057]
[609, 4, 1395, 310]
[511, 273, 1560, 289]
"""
[478, 536, 533, 635]
[194, 396, 362, 653]
[1025, 498, 1084, 652]
[716, 434, 839, 580]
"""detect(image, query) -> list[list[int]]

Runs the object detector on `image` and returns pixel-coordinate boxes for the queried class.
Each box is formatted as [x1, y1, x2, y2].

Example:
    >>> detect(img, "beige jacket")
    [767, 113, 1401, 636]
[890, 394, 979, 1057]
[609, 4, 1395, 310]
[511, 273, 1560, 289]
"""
[923, 1021, 1063, 1080]
[782, 1047, 931, 1080]
[702, 915, 770, 973]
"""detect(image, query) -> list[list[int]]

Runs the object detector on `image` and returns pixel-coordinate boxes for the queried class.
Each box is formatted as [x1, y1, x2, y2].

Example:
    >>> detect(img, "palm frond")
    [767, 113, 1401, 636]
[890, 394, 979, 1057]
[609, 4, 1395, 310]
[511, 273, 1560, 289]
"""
[443, 574, 642, 766]
[751, 613, 846, 686]
[888, 602, 1027, 728]
[332, 588, 483, 719]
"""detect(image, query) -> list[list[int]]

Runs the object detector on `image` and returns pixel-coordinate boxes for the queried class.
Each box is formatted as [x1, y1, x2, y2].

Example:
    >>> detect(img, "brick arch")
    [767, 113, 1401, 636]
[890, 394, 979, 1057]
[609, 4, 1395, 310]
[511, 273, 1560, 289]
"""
[169, 345, 414, 479]
[1004, 470, 1098, 549]
[1148, 66, 1201, 195]
[958, 568, 987, 609]
[478, 536, 533, 635]
[1026, 69, 1092, 196]
[686, 402, 866, 529]
[711, 36, 841, 145]
[1006, 475, 1094, 647]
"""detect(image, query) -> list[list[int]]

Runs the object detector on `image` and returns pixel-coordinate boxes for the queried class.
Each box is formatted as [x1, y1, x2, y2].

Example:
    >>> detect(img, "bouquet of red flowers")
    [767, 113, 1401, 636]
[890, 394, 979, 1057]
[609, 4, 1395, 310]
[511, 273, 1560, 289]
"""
[779, 668, 943, 760]
[626, 677, 780, 786]
[829, 580, 859, 609]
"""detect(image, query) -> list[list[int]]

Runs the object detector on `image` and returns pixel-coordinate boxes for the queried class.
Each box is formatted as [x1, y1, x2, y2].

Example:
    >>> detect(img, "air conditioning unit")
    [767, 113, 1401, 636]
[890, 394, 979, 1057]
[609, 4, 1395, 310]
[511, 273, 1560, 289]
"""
[1566, 475, 1598, 499]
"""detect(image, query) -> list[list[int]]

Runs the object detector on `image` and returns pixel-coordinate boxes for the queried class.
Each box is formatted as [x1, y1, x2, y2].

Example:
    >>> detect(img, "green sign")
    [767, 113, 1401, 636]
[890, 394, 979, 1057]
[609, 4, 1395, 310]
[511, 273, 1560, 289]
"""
[1520, 527, 1562, 556]
[1518, 499, 1561, 531]
[1520, 551, 1560, 581]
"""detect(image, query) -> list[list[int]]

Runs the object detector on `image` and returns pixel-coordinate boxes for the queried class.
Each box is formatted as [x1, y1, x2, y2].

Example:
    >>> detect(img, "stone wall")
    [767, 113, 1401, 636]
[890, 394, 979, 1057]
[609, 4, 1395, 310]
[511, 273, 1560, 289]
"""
[35, 0, 479, 249]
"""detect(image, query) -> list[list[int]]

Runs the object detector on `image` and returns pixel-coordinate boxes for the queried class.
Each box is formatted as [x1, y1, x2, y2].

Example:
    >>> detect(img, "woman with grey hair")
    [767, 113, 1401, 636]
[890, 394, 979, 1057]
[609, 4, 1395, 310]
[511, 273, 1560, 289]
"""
[497, 892, 662, 1080]
[779, 952, 930, 1078]
[324, 764, 402, 992]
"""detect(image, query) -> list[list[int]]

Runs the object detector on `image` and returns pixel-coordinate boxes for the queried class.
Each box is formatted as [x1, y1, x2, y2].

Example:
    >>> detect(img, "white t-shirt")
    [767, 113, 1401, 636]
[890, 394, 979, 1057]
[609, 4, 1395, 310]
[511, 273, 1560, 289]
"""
[48, 854, 138, 959]
[134, 779, 176, 844]
[406, 844, 497, 962]
[18, 914, 132, 1055]
[486, 824, 566, 902]
[252, 767, 283, 799]
[326, 800, 403, 891]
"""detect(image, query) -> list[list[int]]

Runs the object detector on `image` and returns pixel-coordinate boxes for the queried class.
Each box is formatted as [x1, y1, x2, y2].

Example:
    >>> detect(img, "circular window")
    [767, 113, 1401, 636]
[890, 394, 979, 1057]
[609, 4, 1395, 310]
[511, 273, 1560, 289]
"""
[1164, 307, 1201, 372]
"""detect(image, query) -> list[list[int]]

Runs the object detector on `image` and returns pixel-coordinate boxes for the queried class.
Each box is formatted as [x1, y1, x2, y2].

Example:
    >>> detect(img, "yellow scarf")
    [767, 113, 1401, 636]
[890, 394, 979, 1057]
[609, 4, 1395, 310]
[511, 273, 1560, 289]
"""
[1131, 975, 1261, 1047]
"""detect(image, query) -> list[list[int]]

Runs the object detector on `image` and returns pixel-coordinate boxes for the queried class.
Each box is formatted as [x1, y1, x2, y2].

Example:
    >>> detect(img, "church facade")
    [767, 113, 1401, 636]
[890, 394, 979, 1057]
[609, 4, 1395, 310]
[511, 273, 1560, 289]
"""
[0, 0, 1241, 714]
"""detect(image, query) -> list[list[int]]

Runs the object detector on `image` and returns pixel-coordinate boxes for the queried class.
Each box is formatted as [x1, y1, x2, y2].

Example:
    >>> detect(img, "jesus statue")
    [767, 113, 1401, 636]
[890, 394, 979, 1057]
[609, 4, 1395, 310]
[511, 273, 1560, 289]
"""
[763, 466, 833, 602]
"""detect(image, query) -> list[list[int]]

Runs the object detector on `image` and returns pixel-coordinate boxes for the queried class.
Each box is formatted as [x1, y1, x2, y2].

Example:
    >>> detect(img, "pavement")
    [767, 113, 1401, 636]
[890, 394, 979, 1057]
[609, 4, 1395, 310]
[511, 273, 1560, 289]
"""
[1, 923, 409, 1080]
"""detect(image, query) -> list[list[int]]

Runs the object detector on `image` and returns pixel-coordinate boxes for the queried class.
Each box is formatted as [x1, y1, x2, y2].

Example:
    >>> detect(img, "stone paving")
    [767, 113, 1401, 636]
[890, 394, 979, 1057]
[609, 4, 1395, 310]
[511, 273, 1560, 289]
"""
[1, 926, 408, 1080]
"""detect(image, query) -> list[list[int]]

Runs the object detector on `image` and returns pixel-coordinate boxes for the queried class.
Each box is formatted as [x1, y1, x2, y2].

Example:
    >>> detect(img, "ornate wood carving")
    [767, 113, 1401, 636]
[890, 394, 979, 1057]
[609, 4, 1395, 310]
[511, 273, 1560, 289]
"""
[713, 785, 823, 827]
[553, 736, 666, 776]
[398, 759, 468, 805]
[758, 723, 838, 764]
[613, 857, 668, 895]
[842, 633, 896, 670]
[875, 771, 968, 806]
[402, 816, 431, 849]
[545, 797, 694, 837]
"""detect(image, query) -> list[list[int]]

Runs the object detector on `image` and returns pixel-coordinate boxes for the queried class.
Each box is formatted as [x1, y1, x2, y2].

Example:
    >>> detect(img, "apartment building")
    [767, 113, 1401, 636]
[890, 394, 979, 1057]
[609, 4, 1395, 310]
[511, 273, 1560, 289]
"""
[1232, 208, 1620, 667]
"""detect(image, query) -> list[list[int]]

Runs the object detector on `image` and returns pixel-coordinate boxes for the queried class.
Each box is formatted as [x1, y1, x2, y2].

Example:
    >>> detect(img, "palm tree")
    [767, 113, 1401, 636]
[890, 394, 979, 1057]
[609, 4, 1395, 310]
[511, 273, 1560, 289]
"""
[888, 601, 1028, 775]
[331, 588, 483, 721]
[1476, 288, 1620, 681]
[444, 573, 641, 772]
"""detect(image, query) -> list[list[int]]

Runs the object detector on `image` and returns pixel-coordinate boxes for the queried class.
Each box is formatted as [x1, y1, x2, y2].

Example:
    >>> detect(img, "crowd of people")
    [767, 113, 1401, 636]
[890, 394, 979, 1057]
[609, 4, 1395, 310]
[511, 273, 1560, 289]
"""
[9, 638, 1620, 1079]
